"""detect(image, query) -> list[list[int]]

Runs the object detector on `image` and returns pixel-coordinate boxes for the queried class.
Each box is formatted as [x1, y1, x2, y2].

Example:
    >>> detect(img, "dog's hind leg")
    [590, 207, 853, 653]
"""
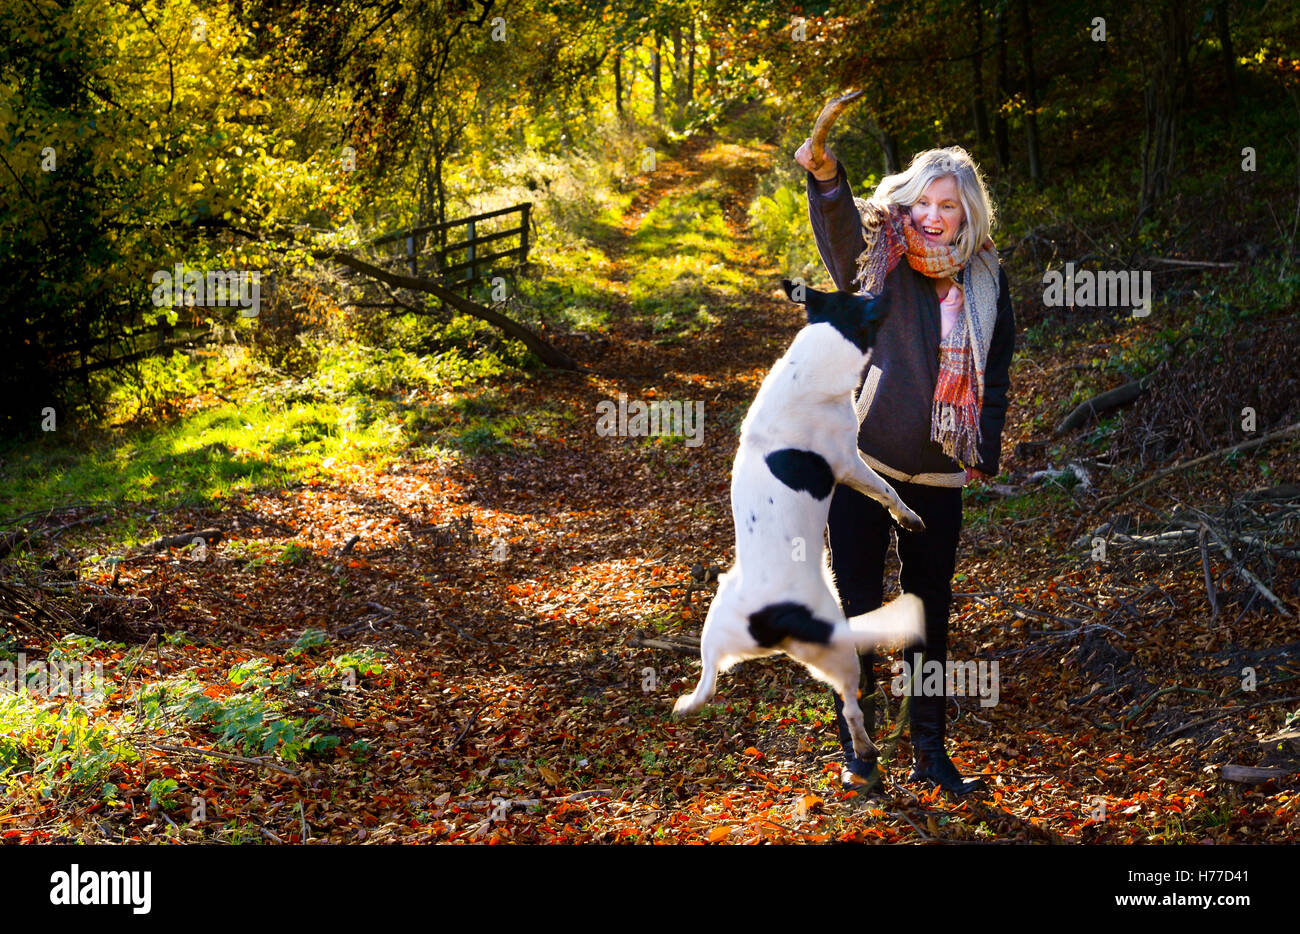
[673, 599, 726, 717]
[672, 636, 721, 717]
[819, 652, 878, 761]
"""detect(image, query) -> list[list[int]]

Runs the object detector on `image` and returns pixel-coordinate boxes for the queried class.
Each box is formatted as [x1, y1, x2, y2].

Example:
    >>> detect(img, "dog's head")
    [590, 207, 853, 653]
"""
[781, 279, 887, 353]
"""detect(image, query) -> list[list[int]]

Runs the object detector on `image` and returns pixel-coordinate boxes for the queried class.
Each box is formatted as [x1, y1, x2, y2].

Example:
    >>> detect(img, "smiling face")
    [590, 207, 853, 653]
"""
[909, 175, 966, 247]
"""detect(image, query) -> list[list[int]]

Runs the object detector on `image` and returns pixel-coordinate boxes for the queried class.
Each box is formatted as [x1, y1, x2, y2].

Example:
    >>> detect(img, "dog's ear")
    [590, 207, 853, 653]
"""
[780, 278, 804, 304]
[851, 288, 887, 322]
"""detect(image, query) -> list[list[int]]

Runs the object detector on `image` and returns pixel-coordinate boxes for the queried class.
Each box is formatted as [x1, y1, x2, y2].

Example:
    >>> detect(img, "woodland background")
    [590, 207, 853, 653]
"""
[0, 0, 1298, 844]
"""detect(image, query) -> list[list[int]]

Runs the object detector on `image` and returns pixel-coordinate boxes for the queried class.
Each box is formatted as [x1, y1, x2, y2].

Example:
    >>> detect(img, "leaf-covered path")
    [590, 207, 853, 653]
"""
[6, 116, 1298, 845]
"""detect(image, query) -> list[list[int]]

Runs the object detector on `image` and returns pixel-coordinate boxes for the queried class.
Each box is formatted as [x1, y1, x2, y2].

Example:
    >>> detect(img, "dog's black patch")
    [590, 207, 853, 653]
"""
[765, 448, 834, 500]
[748, 602, 834, 648]
[781, 278, 887, 353]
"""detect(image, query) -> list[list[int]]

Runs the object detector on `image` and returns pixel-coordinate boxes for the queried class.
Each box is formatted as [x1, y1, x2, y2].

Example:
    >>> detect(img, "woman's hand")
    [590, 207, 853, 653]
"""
[965, 467, 987, 484]
[795, 137, 839, 181]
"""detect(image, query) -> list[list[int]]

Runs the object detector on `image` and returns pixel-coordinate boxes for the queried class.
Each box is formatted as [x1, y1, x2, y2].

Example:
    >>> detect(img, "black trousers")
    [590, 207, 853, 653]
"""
[826, 477, 963, 758]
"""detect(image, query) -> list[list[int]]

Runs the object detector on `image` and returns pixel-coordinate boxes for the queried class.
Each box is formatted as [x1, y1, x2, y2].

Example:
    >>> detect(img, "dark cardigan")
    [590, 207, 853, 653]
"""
[805, 162, 1015, 478]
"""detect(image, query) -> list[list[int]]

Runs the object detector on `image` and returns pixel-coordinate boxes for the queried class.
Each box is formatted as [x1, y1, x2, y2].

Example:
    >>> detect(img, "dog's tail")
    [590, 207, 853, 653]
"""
[839, 593, 926, 649]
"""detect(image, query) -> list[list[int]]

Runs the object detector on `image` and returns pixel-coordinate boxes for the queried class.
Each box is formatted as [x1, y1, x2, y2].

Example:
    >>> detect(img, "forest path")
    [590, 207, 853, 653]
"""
[9, 109, 1295, 846]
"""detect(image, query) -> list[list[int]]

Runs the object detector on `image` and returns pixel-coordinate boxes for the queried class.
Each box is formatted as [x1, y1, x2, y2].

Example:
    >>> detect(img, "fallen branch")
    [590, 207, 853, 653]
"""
[1199, 525, 1219, 619]
[631, 634, 700, 655]
[449, 705, 486, 750]
[1200, 522, 1293, 617]
[1154, 694, 1300, 742]
[1099, 422, 1300, 511]
[150, 528, 223, 551]
[1028, 463, 1091, 489]
[1149, 257, 1240, 269]
[1055, 380, 1146, 436]
[0, 513, 110, 560]
[329, 252, 578, 370]
[1220, 764, 1292, 784]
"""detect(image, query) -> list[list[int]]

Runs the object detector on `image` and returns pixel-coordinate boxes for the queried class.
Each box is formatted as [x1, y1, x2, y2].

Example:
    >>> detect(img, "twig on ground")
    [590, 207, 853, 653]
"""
[148, 743, 299, 778]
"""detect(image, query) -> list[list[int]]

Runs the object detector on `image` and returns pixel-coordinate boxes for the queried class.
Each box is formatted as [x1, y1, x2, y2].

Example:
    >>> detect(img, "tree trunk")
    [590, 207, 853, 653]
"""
[627, 41, 637, 106]
[650, 32, 660, 120]
[433, 142, 447, 252]
[994, 7, 1011, 170]
[1215, 2, 1236, 113]
[882, 133, 901, 174]
[671, 24, 685, 116]
[706, 35, 719, 96]
[1135, 1, 1192, 229]
[1017, 0, 1043, 183]
[613, 47, 624, 117]
[866, 113, 901, 174]
[971, 0, 990, 145]
[687, 17, 696, 107]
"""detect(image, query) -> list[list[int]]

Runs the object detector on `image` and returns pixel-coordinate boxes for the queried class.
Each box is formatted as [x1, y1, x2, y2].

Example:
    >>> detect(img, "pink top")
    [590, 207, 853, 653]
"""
[939, 284, 963, 339]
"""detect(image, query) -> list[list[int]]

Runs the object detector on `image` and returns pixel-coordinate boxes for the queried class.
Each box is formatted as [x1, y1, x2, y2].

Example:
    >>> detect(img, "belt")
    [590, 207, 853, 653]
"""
[860, 451, 966, 488]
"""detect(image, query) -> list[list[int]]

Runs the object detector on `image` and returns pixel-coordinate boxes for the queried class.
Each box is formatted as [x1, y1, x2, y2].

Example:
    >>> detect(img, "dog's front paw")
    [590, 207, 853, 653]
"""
[671, 695, 698, 718]
[894, 507, 925, 533]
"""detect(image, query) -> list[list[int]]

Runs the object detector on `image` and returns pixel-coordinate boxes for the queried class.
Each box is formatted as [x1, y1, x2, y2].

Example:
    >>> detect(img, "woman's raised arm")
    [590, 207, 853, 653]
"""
[801, 155, 867, 293]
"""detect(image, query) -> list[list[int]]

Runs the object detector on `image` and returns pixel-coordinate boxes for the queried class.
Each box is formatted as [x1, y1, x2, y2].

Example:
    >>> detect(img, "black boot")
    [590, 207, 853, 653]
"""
[908, 693, 986, 796]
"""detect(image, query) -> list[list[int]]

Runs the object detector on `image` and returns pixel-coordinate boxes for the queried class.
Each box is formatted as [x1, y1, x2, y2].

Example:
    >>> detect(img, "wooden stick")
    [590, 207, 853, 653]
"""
[631, 635, 700, 655]
[1149, 257, 1240, 268]
[893, 809, 933, 842]
[1199, 525, 1219, 619]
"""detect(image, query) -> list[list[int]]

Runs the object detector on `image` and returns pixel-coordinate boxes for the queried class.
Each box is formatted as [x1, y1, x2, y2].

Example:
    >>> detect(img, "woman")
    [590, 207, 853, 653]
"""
[793, 140, 1015, 795]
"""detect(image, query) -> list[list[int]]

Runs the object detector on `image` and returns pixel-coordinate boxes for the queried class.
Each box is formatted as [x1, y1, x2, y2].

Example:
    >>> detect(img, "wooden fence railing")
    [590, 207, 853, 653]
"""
[371, 203, 532, 294]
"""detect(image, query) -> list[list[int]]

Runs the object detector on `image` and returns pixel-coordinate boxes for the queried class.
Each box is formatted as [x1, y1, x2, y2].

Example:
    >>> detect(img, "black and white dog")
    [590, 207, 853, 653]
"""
[673, 279, 926, 763]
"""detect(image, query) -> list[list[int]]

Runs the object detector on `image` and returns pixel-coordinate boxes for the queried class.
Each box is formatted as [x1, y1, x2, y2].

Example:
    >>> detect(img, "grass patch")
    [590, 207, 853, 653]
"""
[624, 181, 749, 335]
[963, 486, 1073, 530]
[0, 335, 539, 519]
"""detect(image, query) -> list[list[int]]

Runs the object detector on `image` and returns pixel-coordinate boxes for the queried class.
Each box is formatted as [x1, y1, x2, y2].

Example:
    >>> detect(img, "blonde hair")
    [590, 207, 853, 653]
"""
[871, 146, 996, 266]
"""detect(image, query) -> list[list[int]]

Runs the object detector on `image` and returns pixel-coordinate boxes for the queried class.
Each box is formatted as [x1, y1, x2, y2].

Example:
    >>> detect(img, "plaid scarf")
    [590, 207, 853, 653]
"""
[851, 200, 1000, 468]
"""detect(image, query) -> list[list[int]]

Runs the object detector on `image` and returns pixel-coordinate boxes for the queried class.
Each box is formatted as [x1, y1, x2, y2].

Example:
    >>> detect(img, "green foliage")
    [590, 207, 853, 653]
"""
[0, 696, 138, 798]
[137, 661, 339, 762]
[315, 649, 387, 684]
[146, 778, 183, 810]
[278, 543, 311, 566]
[287, 628, 329, 659]
[748, 184, 822, 283]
